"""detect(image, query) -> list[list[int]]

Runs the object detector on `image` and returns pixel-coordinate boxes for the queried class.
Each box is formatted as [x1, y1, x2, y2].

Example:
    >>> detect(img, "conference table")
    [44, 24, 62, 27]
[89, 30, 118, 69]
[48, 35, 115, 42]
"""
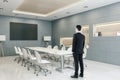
[26, 47, 72, 72]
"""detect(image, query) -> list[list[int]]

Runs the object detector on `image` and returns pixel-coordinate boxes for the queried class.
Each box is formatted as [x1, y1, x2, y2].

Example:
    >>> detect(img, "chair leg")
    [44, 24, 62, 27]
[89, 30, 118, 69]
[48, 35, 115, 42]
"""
[34, 65, 42, 76]
[41, 67, 52, 76]
[27, 62, 32, 71]
[21, 59, 25, 66]
[17, 57, 21, 63]
[14, 57, 17, 61]
[85, 64, 87, 67]
[34, 66, 50, 76]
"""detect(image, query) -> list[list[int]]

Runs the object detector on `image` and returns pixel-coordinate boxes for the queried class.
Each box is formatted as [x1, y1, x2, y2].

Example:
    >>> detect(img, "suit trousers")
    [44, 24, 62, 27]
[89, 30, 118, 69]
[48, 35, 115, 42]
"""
[73, 53, 84, 76]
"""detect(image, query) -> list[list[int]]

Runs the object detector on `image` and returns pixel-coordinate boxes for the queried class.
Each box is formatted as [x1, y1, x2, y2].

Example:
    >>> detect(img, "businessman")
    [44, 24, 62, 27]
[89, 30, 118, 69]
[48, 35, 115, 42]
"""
[71, 25, 85, 78]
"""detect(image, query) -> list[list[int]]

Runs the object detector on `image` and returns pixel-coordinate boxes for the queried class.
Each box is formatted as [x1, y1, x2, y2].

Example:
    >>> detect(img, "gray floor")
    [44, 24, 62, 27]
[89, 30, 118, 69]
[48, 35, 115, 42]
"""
[0, 56, 120, 80]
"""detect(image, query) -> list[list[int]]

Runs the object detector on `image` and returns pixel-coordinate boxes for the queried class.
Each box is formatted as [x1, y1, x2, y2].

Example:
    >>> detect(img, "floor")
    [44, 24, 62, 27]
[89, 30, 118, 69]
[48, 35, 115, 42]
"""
[0, 56, 120, 80]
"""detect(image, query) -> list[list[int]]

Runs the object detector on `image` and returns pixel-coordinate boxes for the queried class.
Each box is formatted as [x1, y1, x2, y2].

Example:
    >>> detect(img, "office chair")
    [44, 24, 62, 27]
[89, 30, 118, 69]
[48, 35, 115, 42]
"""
[34, 51, 52, 76]
[64, 46, 73, 65]
[83, 45, 89, 67]
[46, 45, 58, 61]
[55, 45, 66, 62]
[47, 45, 52, 48]
[61, 45, 66, 50]
[14, 46, 20, 61]
[52, 45, 59, 61]
[42, 45, 52, 59]
[27, 49, 37, 71]
[21, 48, 30, 67]
[17, 47, 24, 64]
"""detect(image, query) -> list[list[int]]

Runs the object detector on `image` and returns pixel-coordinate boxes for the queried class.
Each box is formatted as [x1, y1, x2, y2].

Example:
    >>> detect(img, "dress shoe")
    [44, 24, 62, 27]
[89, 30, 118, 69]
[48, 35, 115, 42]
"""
[71, 75, 78, 78]
[79, 74, 83, 77]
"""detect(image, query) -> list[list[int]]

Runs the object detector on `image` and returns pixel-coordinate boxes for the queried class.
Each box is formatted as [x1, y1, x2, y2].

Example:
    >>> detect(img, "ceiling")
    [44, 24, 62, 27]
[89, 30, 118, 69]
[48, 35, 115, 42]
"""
[0, 0, 119, 21]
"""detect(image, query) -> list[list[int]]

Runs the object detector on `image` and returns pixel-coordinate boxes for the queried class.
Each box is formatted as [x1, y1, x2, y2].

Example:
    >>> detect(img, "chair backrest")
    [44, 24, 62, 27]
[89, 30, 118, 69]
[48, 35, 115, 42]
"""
[61, 46, 66, 50]
[14, 46, 19, 54]
[53, 45, 58, 50]
[27, 49, 33, 59]
[83, 46, 87, 58]
[47, 45, 52, 49]
[67, 46, 72, 52]
[35, 51, 42, 63]
[17, 47, 23, 55]
[22, 48, 28, 59]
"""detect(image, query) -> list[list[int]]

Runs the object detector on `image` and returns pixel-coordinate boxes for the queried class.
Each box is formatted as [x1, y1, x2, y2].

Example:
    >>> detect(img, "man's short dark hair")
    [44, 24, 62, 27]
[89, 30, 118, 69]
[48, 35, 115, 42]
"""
[76, 25, 81, 31]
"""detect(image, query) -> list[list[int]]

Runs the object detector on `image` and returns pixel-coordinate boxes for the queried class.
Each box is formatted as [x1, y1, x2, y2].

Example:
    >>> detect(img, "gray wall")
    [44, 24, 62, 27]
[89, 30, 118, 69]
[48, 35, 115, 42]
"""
[0, 16, 52, 56]
[52, 2, 120, 65]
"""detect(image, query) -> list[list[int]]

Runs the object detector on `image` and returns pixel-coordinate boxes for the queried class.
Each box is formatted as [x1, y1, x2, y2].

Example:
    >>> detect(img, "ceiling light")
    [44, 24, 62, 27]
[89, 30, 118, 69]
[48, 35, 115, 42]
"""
[35, 16, 38, 18]
[66, 12, 70, 14]
[3, 0, 8, 3]
[15, 14, 18, 16]
[54, 16, 57, 18]
[84, 6, 88, 8]
[13, 10, 46, 17]
[0, 8, 3, 10]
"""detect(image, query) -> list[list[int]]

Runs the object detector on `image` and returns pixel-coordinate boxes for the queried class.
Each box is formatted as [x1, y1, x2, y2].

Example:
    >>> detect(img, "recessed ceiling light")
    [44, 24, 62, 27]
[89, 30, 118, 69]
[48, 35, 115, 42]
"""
[0, 8, 3, 10]
[35, 16, 38, 18]
[84, 6, 88, 8]
[15, 14, 18, 15]
[54, 16, 57, 18]
[3, 0, 8, 3]
[66, 12, 70, 14]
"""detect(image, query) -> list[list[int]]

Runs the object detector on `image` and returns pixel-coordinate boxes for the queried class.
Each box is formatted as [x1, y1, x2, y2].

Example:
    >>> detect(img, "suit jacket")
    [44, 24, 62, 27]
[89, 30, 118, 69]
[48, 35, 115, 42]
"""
[72, 32, 85, 54]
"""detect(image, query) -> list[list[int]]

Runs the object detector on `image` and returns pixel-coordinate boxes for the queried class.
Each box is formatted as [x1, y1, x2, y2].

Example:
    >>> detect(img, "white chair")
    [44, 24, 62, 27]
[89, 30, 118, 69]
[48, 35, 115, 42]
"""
[61, 46, 66, 50]
[47, 45, 52, 49]
[83, 45, 89, 67]
[53, 45, 58, 50]
[83, 47, 87, 59]
[17, 47, 24, 64]
[21, 48, 30, 67]
[52, 45, 59, 61]
[42, 45, 52, 59]
[27, 49, 37, 71]
[64, 46, 73, 64]
[14, 46, 20, 61]
[14, 46, 19, 54]
[34, 51, 52, 76]
[28, 49, 36, 60]
[46, 45, 58, 60]
[55, 45, 66, 62]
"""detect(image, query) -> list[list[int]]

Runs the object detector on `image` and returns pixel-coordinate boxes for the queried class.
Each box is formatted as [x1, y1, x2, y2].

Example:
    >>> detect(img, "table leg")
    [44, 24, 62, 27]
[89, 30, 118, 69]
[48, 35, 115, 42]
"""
[0, 43, 4, 57]
[56, 55, 64, 72]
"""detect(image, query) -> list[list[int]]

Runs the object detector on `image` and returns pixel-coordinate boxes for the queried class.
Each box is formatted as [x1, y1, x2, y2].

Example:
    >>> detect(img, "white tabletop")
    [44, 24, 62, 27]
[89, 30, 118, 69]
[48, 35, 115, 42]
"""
[26, 47, 72, 56]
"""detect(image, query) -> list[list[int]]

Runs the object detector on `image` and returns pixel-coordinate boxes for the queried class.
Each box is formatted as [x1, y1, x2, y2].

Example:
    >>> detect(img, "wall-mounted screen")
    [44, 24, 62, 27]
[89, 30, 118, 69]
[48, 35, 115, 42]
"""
[10, 22, 38, 40]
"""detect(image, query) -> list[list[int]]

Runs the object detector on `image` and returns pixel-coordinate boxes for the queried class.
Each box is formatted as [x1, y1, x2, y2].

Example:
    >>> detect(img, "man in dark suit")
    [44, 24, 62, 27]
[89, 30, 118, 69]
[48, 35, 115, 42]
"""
[71, 25, 85, 78]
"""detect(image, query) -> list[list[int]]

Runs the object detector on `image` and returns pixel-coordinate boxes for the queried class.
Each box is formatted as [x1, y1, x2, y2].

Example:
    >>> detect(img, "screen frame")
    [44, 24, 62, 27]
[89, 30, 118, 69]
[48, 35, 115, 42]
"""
[10, 22, 38, 41]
